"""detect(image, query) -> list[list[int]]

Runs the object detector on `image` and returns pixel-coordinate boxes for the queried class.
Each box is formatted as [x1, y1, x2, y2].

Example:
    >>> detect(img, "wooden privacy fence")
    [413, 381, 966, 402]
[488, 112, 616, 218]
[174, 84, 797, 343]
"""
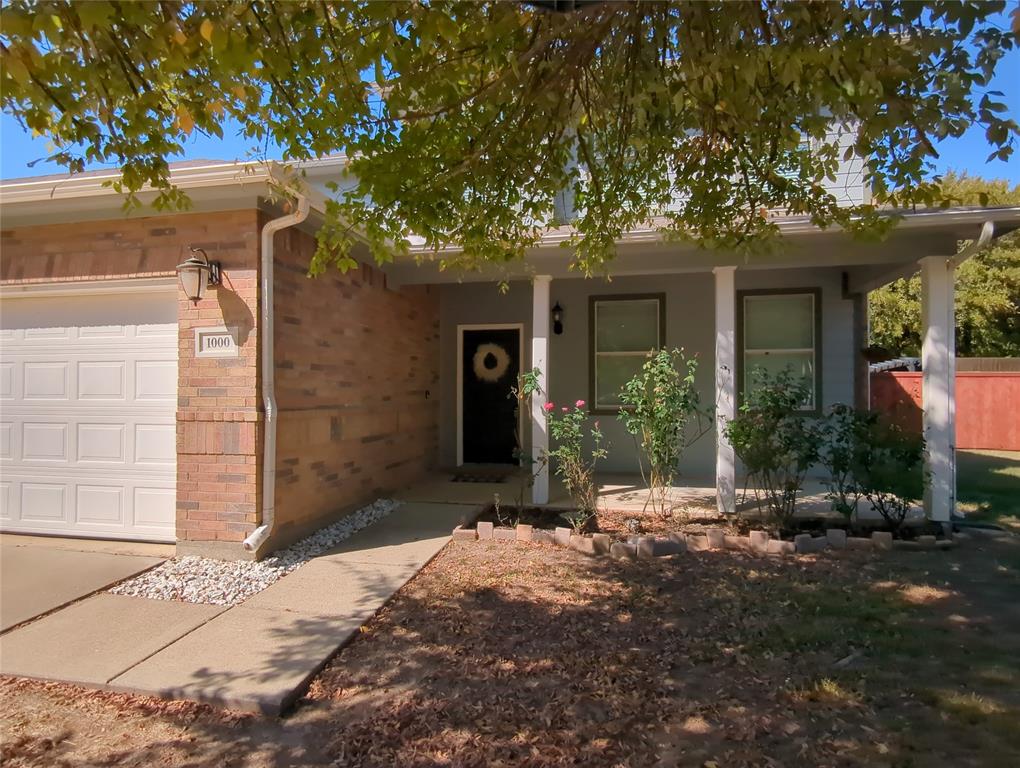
[870, 370, 1020, 451]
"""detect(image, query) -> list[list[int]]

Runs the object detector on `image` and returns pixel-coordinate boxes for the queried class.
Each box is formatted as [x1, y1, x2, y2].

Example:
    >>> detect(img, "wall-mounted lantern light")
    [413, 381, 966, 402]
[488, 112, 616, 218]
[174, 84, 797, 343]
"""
[552, 301, 564, 335]
[176, 247, 221, 304]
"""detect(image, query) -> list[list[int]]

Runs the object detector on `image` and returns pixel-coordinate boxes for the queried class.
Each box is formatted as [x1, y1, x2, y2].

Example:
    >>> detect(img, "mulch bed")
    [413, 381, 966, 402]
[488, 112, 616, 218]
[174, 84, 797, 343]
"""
[3, 533, 1018, 767]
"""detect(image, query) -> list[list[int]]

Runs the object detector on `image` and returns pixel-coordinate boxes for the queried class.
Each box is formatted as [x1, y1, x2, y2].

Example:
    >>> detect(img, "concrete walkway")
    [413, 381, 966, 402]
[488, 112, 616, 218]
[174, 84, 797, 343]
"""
[0, 537, 169, 632]
[0, 501, 477, 715]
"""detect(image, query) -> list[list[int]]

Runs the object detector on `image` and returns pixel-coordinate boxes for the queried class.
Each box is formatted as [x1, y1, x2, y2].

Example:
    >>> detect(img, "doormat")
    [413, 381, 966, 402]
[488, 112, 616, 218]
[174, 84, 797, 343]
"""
[450, 472, 508, 484]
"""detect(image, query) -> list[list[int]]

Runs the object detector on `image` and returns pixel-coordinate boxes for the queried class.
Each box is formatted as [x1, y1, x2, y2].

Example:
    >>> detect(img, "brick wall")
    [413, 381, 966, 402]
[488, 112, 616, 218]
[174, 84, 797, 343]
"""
[1, 211, 262, 557]
[270, 223, 440, 549]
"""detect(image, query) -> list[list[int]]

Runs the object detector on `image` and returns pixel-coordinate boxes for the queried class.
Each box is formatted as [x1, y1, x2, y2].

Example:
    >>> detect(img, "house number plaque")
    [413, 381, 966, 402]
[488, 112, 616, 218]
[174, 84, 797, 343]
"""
[195, 326, 240, 358]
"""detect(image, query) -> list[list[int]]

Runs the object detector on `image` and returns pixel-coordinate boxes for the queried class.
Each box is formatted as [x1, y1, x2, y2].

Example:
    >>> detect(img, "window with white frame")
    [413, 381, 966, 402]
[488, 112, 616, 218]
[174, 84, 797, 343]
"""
[590, 294, 664, 410]
[740, 290, 820, 411]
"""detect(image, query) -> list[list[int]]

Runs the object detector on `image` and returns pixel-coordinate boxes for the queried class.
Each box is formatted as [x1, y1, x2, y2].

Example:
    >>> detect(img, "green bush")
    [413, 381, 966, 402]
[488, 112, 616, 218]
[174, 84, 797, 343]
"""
[850, 417, 926, 532]
[618, 348, 710, 521]
[545, 400, 607, 532]
[725, 369, 820, 531]
[818, 404, 871, 521]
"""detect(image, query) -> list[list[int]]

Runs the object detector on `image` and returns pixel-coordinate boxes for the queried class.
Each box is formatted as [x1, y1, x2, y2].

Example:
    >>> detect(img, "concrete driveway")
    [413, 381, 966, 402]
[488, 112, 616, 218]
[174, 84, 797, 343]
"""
[0, 535, 171, 633]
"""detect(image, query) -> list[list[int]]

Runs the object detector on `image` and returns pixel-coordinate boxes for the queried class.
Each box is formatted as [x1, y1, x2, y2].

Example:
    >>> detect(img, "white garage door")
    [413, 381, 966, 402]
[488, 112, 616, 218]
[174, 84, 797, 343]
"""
[0, 282, 178, 542]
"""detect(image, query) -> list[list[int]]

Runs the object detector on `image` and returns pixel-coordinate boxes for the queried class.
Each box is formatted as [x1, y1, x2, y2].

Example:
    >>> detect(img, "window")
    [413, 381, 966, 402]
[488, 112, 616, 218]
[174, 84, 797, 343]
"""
[589, 294, 665, 410]
[739, 289, 821, 412]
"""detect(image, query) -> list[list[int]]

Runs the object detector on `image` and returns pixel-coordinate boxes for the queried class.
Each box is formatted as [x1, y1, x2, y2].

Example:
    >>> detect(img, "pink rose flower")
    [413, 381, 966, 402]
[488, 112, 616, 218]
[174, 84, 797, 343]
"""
[575, 399, 586, 408]
[543, 401, 555, 413]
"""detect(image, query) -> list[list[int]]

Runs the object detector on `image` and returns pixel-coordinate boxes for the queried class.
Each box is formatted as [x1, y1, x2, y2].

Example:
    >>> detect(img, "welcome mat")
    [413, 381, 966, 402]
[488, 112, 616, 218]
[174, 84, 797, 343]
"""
[450, 472, 508, 484]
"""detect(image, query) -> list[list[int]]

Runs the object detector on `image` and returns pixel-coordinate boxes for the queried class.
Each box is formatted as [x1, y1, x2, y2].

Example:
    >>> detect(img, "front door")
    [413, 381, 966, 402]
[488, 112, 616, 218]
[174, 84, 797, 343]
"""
[461, 327, 521, 464]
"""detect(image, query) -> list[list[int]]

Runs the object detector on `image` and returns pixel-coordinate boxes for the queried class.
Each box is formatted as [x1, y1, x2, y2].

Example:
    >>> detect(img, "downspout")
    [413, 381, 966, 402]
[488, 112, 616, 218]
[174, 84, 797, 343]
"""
[950, 219, 994, 268]
[243, 193, 311, 554]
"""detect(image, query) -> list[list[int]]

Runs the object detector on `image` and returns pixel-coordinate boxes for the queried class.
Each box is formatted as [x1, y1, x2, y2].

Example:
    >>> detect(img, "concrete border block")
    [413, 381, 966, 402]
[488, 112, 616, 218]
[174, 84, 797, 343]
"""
[452, 526, 477, 542]
[516, 524, 534, 542]
[724, 535, 750, 551]
[653, 538, 684, 557]
[592, 533, 612, 556]
[476, 521, 494, 541]
[686, 535, 710, 552]
[826, 529, 848, 549]
[706, 528, 726, 550]
[554, 527, 572, 547]
[749, 530, 769, 553]
[767, 539, 795, 555]
[492, 527, 516, 542]
[846, 536, 872, 550]
[610, 542, 637, 561]
[532, 529, 555, 545]
[668, 531, 687, 547]
[794, 534, 821, 554]
[637, 536, 656, 559]
[872, 531, 893, 551]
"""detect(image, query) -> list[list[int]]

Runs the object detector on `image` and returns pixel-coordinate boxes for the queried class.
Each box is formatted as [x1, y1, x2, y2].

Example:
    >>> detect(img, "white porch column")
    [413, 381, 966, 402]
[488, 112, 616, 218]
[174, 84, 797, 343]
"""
[713, 266, 737, 516]
[920, 256, 956, 524]
[531, 275, 552, 505]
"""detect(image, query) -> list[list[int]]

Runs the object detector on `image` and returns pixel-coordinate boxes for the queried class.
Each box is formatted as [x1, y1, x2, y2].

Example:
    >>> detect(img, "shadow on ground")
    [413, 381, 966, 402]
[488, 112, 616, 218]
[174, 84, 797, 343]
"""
[3, 531, 1020, 767]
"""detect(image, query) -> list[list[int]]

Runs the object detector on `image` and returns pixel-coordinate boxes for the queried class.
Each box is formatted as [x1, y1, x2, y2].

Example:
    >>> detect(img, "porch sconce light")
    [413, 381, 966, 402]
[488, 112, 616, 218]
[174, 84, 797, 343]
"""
[552, 301, 564, 335]
[176, 247, 221, 304]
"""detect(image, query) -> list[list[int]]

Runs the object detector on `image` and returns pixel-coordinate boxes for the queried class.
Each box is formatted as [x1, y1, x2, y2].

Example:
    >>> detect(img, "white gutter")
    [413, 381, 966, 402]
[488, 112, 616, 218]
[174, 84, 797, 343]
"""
[950, 219, 995, 268]
[243, 193, 311, 555]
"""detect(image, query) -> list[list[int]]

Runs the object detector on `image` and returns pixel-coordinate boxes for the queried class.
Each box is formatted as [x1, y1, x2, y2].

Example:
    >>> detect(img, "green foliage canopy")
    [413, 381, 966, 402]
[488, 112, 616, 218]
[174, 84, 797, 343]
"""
[2, 1, 1017, 274]
[869, 172, 1020, 357]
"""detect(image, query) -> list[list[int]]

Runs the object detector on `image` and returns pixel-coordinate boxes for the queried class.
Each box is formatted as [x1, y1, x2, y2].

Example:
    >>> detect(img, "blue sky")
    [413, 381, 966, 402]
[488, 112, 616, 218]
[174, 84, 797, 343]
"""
[3, 25, 1018, 185]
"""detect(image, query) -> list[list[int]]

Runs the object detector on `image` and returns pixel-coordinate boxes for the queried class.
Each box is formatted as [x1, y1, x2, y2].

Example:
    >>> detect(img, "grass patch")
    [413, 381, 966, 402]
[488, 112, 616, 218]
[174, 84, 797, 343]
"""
[957, 450, 1020, 530]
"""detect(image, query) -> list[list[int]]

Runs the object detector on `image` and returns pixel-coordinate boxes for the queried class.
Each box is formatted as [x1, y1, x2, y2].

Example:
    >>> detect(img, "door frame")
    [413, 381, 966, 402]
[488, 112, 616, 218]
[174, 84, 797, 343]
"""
[456, 323, 525, 467]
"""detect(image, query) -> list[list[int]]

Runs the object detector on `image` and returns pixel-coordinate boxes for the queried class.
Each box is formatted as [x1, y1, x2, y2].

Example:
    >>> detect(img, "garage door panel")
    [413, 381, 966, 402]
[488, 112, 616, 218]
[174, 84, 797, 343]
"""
[0, 423, 12, 460]
[75, 485, 125, 527]
[135, 360, 177, 401]
[77, 423, 126, 463]
[22, 422, 69, 463]
[133, 487, 176, 531]
[0, 483, 11, 521]
[19, 482, 68, 524]
[23, 361, 69, 400]
[0, 286, 177, 542]
[78, 361, 127, 400]
[0, 362, 13, 399]
[134, 423, 176, 465]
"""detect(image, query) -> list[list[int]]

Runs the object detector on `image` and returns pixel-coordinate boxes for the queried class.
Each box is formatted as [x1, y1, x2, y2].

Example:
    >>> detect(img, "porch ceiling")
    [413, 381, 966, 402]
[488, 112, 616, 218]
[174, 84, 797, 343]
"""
[384, 206, 1020, 285]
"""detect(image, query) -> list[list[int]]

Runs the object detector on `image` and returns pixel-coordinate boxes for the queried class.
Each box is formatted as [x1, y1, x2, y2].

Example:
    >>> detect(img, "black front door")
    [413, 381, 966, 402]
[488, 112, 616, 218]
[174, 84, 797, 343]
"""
[462, 328, 520, 464]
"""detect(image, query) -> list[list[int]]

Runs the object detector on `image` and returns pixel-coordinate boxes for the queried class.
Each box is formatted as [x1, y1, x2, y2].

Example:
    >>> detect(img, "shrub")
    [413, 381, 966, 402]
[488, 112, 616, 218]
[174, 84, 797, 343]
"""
[851, 418, 926, 532]
[545, 400, 607, 532]
[726, 368, 820, 531]
[819, 404, 871, 521]
[504, 367, 543, 524]
[618, 348, 710, 521]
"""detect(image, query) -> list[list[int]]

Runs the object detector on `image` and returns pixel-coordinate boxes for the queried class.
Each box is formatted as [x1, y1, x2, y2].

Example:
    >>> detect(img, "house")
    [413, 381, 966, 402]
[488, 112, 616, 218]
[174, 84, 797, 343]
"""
[2, 157, 1018, 558]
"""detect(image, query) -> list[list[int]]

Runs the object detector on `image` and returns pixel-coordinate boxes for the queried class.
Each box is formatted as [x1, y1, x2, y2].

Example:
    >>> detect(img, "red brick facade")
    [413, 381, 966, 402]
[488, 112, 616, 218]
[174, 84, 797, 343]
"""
[2, 208, 441, 558]
[270, 223, 440, 549]
[1, 211, 261, 557]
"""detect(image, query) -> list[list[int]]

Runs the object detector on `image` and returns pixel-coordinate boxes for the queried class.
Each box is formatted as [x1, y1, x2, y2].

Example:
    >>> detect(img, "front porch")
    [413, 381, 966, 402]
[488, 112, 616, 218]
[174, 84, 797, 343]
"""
[400, 471, 926, 526]
[380, 208, 1020, 526]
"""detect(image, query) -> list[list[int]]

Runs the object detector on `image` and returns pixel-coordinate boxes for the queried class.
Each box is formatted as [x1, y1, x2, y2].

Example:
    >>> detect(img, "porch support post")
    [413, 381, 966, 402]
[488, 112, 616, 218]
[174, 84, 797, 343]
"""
[713, 266, 737, 516]
[531, 275, 552, 505]
[919, 256, 956, 525]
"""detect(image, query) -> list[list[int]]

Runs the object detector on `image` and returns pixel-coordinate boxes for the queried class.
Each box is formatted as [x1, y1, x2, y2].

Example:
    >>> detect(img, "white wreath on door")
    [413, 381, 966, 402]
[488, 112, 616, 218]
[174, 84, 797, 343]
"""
[472, 342, 511, 383]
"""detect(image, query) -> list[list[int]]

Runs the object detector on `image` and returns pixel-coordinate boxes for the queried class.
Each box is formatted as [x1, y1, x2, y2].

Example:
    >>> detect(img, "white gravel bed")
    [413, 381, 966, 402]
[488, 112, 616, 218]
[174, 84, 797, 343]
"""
[110, 498, 400, 606]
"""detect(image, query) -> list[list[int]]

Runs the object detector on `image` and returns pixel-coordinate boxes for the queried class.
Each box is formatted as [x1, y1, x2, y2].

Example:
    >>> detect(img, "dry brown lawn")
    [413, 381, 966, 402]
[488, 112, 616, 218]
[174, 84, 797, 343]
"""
[3, 530, 1020, 767]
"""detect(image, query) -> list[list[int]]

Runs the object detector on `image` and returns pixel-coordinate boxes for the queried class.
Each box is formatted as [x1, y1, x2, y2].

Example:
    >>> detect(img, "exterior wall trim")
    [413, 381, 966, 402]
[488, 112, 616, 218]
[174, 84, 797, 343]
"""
[0, 276, 178, 298]
[456, 322, 525, 467]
